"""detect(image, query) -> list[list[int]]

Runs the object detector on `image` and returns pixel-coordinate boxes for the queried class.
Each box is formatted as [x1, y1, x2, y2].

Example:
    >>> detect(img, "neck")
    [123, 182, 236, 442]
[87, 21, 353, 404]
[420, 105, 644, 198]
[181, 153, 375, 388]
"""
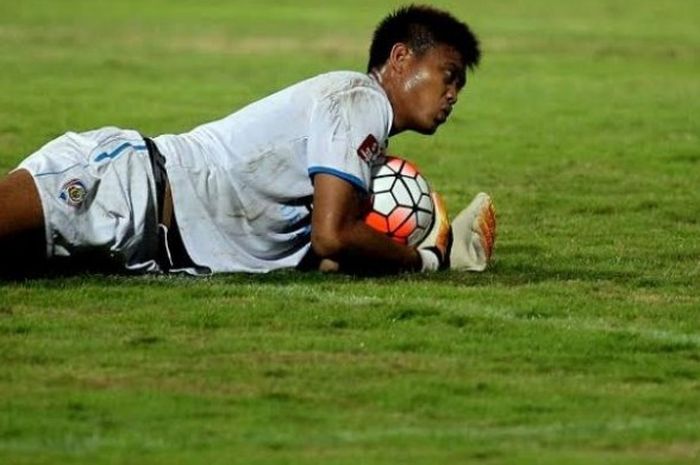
[370, 66, 406, 136]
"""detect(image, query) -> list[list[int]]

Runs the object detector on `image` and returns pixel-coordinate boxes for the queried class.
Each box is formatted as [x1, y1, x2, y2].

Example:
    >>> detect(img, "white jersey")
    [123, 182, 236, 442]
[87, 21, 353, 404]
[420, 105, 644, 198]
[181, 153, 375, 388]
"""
[153, 71, 393, 273]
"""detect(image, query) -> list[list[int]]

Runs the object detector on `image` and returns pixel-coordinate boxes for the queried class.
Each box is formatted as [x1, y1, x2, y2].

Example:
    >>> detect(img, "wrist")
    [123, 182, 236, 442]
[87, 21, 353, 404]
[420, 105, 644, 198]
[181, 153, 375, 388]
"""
[418, 248, 441, 272]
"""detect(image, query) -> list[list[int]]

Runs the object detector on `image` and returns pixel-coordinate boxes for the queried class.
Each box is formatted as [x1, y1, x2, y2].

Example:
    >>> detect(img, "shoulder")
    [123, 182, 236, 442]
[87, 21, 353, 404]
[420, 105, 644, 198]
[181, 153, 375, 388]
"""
[309, 71, 393, 134]
[314, 71, 389, 103]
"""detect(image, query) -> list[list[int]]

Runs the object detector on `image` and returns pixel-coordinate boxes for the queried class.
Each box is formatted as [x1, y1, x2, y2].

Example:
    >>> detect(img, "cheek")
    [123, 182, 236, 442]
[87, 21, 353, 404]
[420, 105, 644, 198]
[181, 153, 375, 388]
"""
[405, 74, 443, 109]
[403, 69, 430, 94]
[402, 70, 443, 124]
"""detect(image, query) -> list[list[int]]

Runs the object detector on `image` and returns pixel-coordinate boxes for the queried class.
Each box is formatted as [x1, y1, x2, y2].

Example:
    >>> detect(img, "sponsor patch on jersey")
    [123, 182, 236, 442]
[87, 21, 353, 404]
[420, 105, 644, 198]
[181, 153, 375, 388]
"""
[59, 178, 87, 207]
[357, 134, 380, 162]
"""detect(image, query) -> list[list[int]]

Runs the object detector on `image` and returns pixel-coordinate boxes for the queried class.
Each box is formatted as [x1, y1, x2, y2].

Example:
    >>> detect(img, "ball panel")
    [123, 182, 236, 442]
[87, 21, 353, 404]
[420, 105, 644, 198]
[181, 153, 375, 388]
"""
[407, 226, 427, 246]
[393, 213, 417, 240]
[365, 211, 389, 233]
[386, 206, 412, 232]
[372, 175, 395, 192]
[416, 210, 433, 230]
[385, 157, 404, 173]
[416, 175, 430, 194]
[405, 177, 424, 204]
[399, 161, 418, 178]
[391, 179, 412, 206]
[372, 191, 398, 216]
[417, 194, 433, 212]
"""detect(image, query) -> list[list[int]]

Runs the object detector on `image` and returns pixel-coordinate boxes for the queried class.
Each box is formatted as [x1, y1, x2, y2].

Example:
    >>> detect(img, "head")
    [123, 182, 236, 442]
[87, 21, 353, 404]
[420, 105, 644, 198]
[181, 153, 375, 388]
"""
[368, 5, 480, 135]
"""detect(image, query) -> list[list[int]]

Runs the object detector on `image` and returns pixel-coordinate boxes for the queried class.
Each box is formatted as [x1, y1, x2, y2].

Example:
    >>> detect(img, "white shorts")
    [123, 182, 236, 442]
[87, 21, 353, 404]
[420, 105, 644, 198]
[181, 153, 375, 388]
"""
[17, 127, 161, 272]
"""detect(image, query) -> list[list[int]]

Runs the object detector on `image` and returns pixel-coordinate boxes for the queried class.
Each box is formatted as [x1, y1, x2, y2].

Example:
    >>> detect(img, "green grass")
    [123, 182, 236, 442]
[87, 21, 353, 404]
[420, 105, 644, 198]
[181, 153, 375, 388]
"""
[1, 1, 699, 463]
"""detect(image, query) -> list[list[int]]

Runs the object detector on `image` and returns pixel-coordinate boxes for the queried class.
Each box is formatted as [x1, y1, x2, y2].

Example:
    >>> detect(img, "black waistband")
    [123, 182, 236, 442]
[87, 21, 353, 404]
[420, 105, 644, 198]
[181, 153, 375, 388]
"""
[143, 137, 168, 224]
[142, 136, 197, 271]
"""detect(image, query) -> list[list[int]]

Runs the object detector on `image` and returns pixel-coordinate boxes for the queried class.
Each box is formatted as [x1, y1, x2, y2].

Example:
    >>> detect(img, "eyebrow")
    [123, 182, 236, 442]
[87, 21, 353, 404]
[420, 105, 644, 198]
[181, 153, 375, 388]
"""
[446, 62, 467, 89]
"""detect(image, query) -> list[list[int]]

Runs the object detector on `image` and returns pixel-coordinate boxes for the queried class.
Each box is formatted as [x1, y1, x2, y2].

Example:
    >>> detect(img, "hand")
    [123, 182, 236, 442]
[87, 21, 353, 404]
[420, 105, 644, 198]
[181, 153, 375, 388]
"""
[449, 192, 496, 272]
[416, 192, 452, 271]
[318, 258, 340, 272]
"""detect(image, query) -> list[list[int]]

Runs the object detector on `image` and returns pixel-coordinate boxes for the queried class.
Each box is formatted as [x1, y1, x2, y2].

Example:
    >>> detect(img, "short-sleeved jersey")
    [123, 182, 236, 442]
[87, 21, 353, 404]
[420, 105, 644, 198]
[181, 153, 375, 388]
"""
[153, 71, 393, 273]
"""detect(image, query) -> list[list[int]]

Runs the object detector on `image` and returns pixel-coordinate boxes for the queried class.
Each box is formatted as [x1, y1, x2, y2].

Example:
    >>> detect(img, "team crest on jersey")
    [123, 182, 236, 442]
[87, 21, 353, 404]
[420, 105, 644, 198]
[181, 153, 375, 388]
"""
[357, 134, 381, 162]
[59, 179, 87, 207]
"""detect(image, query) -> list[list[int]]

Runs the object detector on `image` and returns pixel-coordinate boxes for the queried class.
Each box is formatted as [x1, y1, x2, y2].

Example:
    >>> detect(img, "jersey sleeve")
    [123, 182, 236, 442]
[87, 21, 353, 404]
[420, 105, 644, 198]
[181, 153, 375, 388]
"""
[307, 87, 391, 193]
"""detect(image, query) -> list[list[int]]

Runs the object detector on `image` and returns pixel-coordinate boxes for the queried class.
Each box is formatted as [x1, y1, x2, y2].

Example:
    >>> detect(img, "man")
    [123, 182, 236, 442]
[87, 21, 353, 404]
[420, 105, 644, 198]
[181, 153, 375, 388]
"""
[0, 5, 495, 277]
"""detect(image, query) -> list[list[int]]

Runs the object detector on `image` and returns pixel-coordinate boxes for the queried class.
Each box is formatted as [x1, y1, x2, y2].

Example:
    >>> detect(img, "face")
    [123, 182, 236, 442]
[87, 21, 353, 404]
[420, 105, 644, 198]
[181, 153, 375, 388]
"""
[394, 44, 466, 135]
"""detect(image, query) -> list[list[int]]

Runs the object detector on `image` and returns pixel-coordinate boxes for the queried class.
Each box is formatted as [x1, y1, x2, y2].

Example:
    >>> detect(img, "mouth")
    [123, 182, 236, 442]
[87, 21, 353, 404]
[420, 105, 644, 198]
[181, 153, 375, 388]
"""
[436, 107, 452, 124]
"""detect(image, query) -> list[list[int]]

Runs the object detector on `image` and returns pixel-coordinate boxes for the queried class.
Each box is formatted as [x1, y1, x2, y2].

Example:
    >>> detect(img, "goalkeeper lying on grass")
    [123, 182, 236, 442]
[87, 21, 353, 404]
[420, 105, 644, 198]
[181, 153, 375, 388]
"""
[0, 4, 495, 277]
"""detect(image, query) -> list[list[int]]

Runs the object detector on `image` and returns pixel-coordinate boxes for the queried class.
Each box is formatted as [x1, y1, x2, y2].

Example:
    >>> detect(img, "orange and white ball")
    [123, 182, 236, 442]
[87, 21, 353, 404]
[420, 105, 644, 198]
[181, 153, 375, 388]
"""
[364, 156, 434, 246]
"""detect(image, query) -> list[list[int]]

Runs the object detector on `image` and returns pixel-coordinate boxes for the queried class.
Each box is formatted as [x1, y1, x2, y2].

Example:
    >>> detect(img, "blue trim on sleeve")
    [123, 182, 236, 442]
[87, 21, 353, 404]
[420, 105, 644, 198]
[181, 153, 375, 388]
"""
[308, 166, 367, 192]
[34, 162, 87, 178]
[94, 142, 147, 162]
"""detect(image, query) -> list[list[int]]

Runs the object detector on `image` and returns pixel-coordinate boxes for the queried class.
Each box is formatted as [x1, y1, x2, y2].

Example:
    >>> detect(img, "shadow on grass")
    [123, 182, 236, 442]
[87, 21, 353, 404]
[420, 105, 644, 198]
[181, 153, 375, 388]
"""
[1, 257, 649, 290]
[4, 238, 681, 289]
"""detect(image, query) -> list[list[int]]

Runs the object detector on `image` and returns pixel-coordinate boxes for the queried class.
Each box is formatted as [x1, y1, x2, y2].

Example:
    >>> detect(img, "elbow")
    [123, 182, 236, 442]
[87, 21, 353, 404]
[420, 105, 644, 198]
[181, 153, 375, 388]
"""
[311, 228, 347, 259]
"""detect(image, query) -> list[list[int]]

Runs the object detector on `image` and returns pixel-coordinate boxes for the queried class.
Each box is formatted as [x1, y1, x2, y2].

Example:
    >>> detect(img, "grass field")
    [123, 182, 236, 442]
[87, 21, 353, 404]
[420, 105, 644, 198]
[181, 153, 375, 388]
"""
[1, 1, 699, 463]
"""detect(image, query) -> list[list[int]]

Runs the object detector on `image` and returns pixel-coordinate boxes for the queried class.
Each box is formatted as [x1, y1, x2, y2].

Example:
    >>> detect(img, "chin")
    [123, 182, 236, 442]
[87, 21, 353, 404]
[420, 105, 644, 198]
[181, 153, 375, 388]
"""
[415, 124, 439, 135]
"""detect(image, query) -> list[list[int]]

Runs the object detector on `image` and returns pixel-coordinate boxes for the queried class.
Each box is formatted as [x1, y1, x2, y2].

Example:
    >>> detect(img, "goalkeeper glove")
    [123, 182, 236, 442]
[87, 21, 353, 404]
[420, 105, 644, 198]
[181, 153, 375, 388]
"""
[449, 192, 496, 271]
[417, 192, 452, 272]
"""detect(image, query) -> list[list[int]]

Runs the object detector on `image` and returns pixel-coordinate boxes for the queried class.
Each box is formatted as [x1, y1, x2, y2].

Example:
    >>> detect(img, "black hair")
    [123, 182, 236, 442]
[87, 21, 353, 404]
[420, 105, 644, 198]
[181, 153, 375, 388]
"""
[367, 5, 480, 73]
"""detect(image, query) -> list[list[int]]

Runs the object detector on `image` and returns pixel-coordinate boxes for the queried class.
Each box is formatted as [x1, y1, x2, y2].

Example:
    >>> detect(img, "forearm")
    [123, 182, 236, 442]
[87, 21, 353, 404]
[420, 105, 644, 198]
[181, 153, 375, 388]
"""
[311, 218, 422, 273]
[342, 221, 421, 271]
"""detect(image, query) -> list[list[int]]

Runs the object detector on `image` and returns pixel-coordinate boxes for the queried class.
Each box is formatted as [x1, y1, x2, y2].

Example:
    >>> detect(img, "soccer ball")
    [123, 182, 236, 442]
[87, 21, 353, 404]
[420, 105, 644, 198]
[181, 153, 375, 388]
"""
[364, 155, 434, 246]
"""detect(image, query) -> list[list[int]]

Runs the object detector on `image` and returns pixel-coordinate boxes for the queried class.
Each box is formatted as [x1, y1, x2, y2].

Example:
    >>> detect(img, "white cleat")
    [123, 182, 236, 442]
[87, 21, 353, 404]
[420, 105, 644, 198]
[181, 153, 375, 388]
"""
[449, 192, 496, 271]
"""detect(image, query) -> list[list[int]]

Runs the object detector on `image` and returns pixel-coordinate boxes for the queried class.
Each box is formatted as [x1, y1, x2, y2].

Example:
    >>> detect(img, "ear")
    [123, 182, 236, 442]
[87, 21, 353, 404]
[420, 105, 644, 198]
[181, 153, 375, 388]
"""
[387, 43, 413, 74]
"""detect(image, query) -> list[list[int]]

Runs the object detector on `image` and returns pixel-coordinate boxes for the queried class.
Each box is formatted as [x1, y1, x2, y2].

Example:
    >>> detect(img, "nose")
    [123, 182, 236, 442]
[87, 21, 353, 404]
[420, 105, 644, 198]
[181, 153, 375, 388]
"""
[446, 84, 459, 105]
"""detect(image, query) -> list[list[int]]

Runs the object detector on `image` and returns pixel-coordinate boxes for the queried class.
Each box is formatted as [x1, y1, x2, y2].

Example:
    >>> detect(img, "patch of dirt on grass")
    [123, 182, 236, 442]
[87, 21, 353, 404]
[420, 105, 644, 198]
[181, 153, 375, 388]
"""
[165, 33, 364, 56]
[630, 441, 700, 460]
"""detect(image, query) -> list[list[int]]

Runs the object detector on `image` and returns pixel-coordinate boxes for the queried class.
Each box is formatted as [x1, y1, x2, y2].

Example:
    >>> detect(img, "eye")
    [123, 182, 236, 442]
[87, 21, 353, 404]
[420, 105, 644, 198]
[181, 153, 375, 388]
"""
[444, 69, 455, 83]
